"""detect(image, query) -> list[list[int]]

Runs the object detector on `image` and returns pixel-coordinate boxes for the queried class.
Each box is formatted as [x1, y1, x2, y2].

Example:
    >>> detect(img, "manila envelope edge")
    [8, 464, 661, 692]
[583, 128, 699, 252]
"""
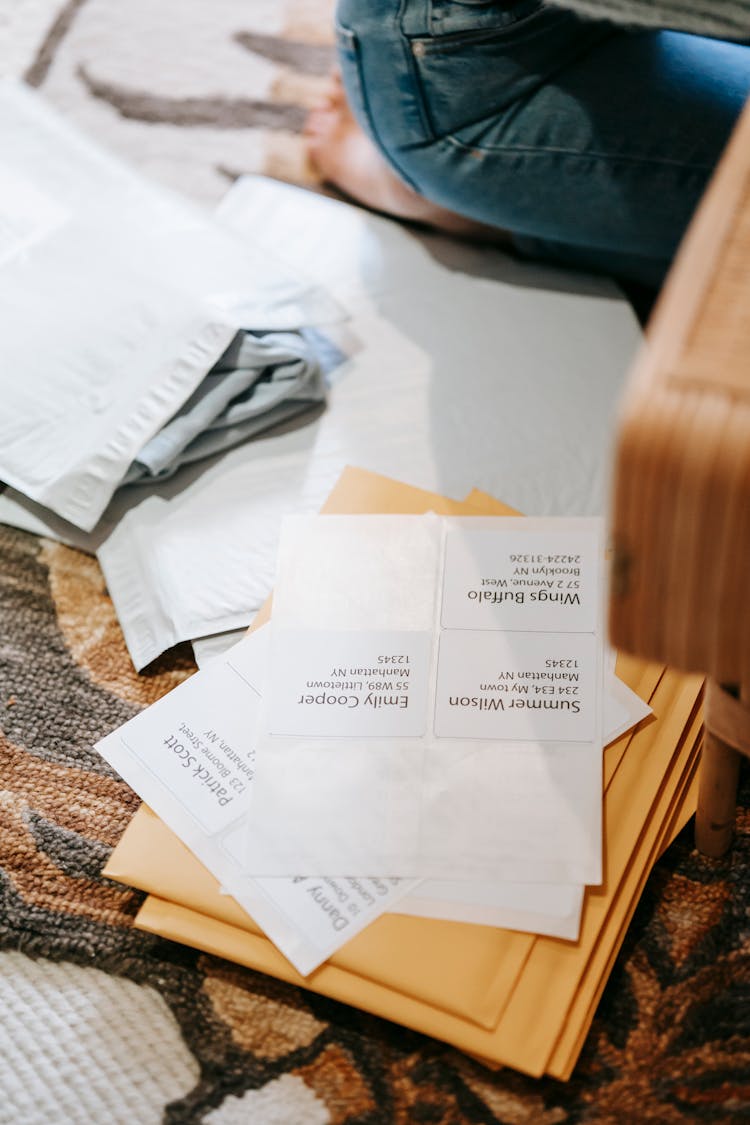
[103, 466, 700, 1071]
[548, 721, 702, 1080]
[484, 669, 702, 1075]
[132, 693, 701, 1078]
[465, 738, 701, 1076]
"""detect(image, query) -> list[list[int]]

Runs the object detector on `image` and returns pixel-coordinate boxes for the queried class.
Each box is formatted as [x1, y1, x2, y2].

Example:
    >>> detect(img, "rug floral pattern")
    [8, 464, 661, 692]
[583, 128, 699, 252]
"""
[2, 2, 750, 1120]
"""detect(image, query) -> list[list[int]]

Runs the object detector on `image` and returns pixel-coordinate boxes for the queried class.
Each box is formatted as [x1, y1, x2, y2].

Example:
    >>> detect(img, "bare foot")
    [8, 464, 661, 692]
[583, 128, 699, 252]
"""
[304, 73, 505, 240]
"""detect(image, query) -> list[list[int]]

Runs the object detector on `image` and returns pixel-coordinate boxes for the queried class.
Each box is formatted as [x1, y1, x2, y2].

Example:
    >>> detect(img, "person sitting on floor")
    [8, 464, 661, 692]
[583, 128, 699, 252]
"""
[305, 0, 750, 287]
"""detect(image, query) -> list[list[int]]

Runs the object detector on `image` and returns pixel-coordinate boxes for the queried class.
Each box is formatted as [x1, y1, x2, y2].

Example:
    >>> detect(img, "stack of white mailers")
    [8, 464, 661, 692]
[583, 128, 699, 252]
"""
[0, 84, 644, 677]
[0, 81, 343, 660]
[96, 511, 651, 976]
[0, 81, 338, 529]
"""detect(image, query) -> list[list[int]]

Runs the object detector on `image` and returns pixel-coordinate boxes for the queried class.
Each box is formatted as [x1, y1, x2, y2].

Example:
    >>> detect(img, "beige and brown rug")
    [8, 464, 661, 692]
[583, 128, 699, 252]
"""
[1, 2, 749, 1122]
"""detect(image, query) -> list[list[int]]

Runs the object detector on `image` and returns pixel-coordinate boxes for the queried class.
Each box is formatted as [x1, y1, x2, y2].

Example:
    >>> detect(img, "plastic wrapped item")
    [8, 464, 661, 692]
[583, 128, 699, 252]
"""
[0, 82, 339, 530]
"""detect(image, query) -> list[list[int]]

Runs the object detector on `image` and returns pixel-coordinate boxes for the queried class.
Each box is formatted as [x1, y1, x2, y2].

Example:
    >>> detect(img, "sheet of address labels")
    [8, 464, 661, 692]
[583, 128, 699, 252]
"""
[243, 514, 605, 883]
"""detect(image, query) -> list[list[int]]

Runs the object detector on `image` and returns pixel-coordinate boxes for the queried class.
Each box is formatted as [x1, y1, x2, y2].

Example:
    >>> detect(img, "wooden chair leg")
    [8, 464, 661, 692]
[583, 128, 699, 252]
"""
[695, 679, 750, 857]
[695, 730, 742, 856]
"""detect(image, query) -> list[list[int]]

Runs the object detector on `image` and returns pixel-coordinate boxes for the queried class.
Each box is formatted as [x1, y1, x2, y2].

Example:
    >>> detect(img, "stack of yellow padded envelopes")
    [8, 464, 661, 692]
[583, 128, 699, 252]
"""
[104, 467, 702, 1079]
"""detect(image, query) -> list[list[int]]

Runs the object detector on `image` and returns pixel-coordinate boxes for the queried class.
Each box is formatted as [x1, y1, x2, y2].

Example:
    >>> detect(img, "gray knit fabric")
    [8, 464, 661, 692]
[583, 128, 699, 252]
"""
[551, 1, 750, 38]
[123, 329, 327, 485]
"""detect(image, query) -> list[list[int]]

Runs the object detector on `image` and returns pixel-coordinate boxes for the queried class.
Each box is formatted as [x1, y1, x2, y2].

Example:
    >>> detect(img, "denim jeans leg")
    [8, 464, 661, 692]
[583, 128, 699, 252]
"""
[335, 1, 750, 284]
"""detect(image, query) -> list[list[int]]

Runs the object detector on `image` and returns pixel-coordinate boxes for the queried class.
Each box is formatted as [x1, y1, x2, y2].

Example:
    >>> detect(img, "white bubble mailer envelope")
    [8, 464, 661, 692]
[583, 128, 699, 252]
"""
[0, 83, 338, 532]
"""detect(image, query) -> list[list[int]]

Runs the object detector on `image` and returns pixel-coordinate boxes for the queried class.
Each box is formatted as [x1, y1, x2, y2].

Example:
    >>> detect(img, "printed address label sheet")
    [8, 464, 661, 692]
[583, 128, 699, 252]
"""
[244, 514, 605, 884]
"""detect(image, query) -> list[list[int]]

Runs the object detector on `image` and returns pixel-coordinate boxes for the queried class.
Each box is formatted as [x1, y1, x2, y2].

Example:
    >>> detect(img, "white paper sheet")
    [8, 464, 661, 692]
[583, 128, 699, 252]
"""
[395, 879, 584, 940]
[242, 515, 605, 883]
[1, 174, 641, 668]
[604, 664, 653, 741]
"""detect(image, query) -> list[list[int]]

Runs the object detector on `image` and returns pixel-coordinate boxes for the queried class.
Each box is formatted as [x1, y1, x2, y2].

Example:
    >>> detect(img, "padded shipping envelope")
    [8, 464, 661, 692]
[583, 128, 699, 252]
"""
[104, 468, 702, 1075]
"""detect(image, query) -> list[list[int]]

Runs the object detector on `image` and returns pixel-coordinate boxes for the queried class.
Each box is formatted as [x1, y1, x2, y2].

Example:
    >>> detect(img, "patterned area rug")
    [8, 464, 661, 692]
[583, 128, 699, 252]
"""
[1, 2, 750, 1122]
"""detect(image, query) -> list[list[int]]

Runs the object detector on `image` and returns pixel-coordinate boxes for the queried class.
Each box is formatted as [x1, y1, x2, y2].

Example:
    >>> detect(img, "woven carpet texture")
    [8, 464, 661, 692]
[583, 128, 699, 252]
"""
[1, 2, 749, 1122]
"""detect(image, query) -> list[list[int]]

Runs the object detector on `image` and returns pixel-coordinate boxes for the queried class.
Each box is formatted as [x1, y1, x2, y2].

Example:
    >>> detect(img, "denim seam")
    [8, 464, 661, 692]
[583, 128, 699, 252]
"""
[340, 17, 427, 190]
[400, 39, 433, 141]
[438, 132, 717, 173]
[410, 7, 572, 55]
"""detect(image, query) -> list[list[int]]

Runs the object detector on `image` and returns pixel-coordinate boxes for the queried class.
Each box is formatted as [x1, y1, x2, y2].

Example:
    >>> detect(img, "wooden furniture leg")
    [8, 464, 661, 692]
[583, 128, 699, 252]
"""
[695, 680, 749, 857]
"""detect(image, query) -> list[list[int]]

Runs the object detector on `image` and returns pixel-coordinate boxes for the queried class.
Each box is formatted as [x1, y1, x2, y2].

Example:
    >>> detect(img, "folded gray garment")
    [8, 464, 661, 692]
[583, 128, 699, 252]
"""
[123, 329, 327, 485]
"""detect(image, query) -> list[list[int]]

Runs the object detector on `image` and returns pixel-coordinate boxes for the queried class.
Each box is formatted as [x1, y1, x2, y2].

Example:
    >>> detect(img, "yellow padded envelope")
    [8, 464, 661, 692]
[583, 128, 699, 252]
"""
[130, 734, 699, 1080]
[132, 737, 699, 1081]
[104, 669, 681, 1035]
[103, 467, 703, 1077]
[108, 677, 700, 1077]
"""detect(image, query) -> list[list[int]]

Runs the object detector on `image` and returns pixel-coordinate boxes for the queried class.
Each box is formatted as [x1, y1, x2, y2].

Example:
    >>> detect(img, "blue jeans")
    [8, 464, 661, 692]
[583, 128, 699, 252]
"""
[335, 0, 750, 284]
